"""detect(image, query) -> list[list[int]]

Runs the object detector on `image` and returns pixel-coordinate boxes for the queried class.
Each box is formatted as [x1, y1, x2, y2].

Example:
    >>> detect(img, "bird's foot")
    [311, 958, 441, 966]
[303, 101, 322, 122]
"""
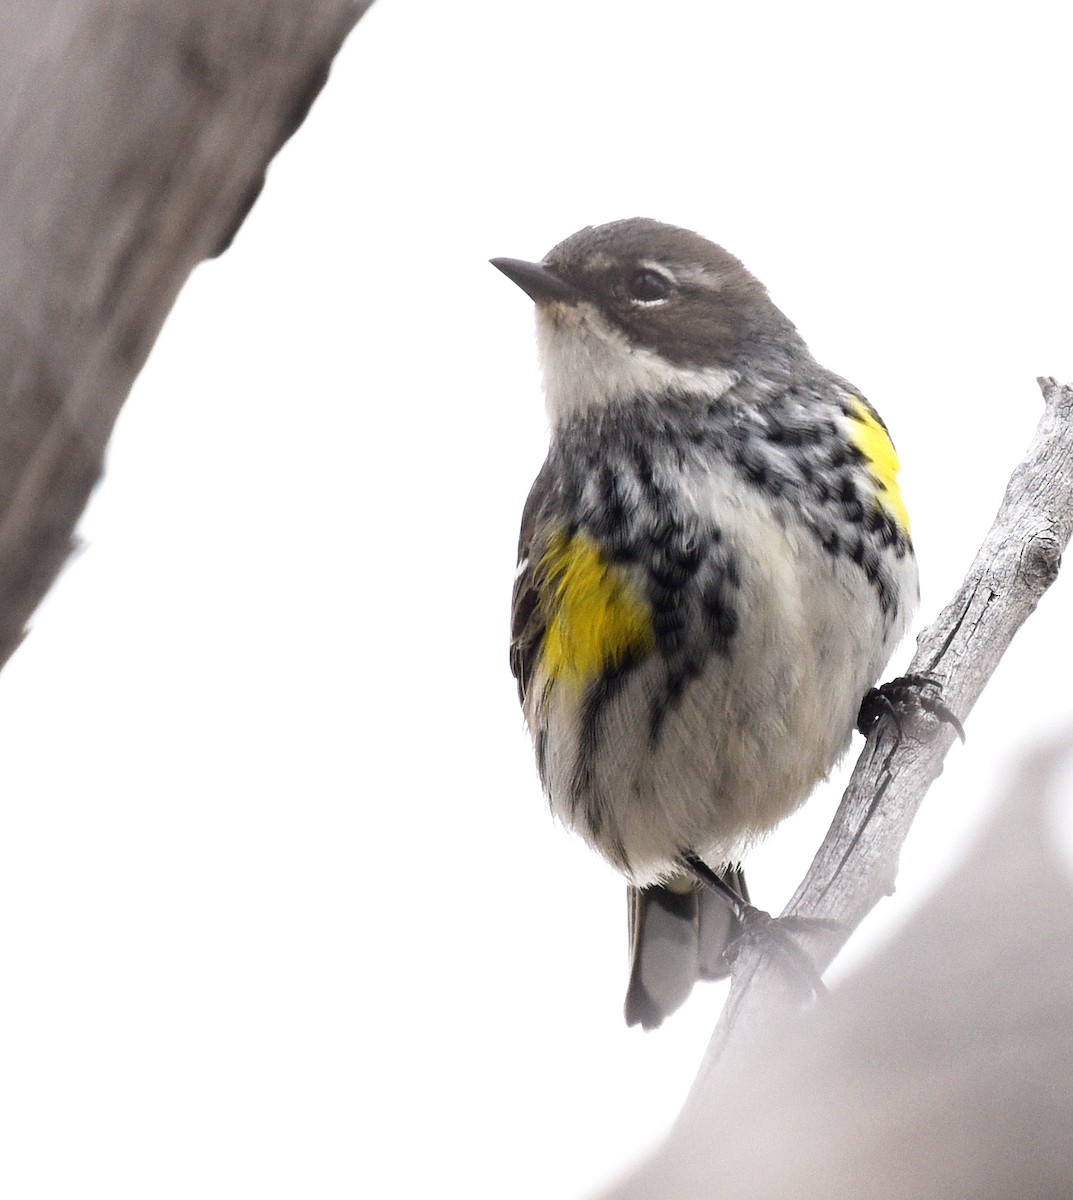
[857, 672, 965, 742]
[724, 904, 842, 996]
[681, 853, 838, 998]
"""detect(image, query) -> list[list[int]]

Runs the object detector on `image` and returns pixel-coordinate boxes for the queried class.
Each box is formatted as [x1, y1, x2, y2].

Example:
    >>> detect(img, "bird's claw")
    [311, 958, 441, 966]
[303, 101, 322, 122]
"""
[857, 672, 965, 742]
[724, 904, 841, 997]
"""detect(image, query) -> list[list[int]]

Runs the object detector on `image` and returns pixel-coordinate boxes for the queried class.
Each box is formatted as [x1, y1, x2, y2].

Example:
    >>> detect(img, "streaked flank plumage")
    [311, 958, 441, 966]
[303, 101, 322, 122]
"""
[494, 219, 918, 1028]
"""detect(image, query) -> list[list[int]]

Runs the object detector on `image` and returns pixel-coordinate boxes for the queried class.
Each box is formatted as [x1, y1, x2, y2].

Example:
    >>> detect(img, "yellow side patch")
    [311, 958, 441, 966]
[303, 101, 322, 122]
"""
[847, 397, 911, 536]
[538, 530, 654, 687]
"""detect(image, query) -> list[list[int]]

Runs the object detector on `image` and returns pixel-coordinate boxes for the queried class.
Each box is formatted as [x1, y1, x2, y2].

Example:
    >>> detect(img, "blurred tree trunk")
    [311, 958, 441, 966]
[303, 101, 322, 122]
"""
[0, 0, 369, 671]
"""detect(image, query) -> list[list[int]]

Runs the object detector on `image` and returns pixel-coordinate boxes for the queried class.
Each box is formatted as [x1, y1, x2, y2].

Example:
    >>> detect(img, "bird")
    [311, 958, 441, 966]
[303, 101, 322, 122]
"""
[492, 218, 918, 1030]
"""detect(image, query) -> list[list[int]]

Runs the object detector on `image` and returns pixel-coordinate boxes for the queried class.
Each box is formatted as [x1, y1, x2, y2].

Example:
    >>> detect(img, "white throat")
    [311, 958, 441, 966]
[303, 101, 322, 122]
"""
[536, 301, 738, 425]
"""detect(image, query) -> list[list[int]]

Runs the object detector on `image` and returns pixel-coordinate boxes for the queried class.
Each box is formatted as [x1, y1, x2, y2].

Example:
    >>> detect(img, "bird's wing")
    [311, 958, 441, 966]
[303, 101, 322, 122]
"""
[510, 461, 555, 705]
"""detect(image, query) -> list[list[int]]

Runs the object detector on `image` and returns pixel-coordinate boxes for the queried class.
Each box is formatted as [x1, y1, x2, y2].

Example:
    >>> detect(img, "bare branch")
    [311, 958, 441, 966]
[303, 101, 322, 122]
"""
[0, 0, 370, 672]
[695, 376, 1073, 1076]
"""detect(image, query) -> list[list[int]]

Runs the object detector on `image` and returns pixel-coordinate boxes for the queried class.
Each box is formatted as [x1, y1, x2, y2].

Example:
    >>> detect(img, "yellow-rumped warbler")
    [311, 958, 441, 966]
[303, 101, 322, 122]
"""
[492, 219, 918, 1030]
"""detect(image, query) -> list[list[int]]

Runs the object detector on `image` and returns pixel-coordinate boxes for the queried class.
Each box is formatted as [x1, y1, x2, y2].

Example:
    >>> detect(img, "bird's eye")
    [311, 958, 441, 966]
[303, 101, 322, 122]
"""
[627, 268, 673, 304]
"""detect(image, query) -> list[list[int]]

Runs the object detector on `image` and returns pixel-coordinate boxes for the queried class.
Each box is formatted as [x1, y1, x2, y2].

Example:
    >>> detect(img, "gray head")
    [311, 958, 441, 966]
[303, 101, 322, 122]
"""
[492, 218, 809, 424]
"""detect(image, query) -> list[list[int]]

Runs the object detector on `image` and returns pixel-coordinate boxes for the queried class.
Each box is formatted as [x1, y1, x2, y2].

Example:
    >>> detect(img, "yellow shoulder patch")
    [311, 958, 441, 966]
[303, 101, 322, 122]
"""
[846, 397, 911, 537]
[538, 530, 654, 687]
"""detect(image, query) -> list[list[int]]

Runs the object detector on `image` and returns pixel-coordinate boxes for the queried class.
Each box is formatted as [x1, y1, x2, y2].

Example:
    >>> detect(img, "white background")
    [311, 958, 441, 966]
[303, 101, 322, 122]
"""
[2, 2, 1072, 1196]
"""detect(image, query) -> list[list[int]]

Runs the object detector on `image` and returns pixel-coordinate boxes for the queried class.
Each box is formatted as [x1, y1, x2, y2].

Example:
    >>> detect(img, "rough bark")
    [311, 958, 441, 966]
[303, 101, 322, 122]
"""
[0, 0, 369, 671]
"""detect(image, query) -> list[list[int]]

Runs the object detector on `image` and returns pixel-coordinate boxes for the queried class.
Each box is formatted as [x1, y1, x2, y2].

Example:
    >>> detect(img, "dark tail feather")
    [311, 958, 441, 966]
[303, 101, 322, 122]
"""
[624, 866, 748, 1030]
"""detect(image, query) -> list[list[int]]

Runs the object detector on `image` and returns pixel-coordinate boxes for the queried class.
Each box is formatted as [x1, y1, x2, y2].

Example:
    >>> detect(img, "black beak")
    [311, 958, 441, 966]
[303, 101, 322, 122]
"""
[490, 257, 581, 304]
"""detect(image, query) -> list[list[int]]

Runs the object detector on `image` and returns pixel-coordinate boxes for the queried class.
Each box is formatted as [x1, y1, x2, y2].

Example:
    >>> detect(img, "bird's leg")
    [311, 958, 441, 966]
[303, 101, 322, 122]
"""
[681, 853, 839, 997]
[857, 672, 965, 741]
[680, 853, 754, 919]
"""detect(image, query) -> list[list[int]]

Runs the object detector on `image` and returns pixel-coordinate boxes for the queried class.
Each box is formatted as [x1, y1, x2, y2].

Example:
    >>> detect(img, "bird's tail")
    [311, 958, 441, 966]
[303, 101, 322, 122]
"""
[624, 865, 748, 1030]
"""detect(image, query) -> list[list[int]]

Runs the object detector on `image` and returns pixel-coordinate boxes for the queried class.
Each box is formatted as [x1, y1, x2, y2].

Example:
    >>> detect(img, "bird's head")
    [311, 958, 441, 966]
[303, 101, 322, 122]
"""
[492, 218, 807, 424]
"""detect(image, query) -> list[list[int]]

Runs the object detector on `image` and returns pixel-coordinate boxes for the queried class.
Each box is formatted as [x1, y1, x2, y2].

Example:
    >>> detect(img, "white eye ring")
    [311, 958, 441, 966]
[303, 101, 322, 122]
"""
[627, 266, 674, 306]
